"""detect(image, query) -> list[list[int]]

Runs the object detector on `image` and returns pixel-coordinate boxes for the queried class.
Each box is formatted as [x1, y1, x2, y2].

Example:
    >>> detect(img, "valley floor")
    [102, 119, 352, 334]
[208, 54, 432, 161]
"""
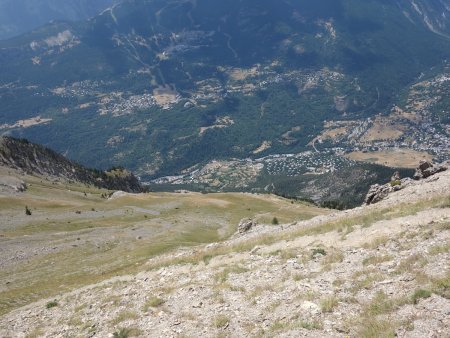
[0, 170, 449, 337]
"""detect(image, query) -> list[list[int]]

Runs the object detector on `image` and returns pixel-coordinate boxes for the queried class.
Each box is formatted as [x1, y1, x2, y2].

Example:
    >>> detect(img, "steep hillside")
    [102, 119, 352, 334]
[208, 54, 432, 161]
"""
[0, 165, 326, 317]
[0, 0, 117, 40]
[0, 0, 449, 178]
[397, 0, 450, 37]
[0, 165, 449, 337]
[0, 136, 143, 192]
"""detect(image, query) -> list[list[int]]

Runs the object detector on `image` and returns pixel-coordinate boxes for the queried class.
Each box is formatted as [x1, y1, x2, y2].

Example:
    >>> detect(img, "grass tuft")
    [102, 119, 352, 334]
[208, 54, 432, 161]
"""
[213, 314, 230, 328]
[357, 317, 396, 338]
[411, 289, 432, 304]
[143, 296, 164, 311]
[111, 311, 139, 325]
[431, 274, 450, 299]
[362, 255, 393, 266]
[365, 291, 394, 316]
[320, 296, 339, 313]
[214, 265, 248, 284]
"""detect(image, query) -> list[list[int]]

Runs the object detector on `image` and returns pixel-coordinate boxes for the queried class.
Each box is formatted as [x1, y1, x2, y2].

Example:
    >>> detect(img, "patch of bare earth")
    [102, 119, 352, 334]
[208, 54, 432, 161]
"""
[345, 149, 433, 168]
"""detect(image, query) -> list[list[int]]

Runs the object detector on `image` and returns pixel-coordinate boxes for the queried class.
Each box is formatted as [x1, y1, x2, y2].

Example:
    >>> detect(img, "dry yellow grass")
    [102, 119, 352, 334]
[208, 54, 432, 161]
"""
[361, 118, 406, 142]
[345, 149, 432, 168]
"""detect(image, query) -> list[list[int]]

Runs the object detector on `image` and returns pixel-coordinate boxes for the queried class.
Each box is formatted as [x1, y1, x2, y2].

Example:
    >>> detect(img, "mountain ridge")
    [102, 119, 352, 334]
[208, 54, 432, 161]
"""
[0, 0, 117, 40]
[0, 136, 143, 192]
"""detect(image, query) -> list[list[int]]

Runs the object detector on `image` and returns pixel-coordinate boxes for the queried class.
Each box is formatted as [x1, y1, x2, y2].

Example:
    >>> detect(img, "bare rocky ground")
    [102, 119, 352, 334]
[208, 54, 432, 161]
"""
[0, 171, 449, 338]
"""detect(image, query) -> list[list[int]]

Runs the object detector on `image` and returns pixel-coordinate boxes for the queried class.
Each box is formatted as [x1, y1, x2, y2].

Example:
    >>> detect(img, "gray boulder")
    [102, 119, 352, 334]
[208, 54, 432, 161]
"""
[413, 161, 447, 180]
[237, 218, 256, 233]
[364, 184, 392, 205]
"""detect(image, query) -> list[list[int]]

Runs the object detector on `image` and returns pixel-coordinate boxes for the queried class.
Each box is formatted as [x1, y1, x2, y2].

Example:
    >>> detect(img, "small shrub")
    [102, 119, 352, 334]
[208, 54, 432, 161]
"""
[46, 300, 58, 309]
[311, 248, 327, 257]
[113, 328, 130, 338]
[390, 180, 401, 187]
[411, 289, 432, 304]
[25, 206, 32, 216]
[272, 217, 279, 225]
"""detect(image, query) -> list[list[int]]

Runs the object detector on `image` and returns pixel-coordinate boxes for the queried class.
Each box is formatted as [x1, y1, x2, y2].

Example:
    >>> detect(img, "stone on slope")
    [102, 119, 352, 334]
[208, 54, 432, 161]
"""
[237, 218, 256, 233]
[413, 160, 447, 180]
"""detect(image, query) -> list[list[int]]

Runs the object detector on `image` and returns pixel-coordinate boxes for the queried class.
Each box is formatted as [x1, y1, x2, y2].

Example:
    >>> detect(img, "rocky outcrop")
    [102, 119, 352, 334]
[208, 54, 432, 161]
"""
[364, 184, 392, 205]
[413, 161, 447, 180]
[365, 161, 448, 205]
[364, 178, 412, 205]
[237, 218, 256, 234]
[0, 176, 27, 193]
[391, 171, 401, 181]
[0, 137, 143, 193]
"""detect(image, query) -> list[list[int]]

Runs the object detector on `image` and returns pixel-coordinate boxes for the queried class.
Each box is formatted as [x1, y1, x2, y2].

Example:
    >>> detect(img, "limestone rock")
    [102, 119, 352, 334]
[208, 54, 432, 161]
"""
[237, 218, 256, 233]
[364, 184, 392, 205]
[391, 171, 401, 181]
[0, 176, 27, 193]
[300, 301, 321, 315]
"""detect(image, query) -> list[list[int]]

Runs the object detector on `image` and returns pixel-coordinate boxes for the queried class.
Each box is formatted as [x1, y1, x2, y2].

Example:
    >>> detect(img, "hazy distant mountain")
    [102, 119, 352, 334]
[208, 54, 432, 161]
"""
[397, 0, 450, 37]
[0, 0, 117, 40]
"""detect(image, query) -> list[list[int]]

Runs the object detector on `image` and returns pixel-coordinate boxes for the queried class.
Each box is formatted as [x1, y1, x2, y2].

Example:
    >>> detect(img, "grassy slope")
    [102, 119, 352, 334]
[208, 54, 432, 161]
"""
[0, 167, 327, 315]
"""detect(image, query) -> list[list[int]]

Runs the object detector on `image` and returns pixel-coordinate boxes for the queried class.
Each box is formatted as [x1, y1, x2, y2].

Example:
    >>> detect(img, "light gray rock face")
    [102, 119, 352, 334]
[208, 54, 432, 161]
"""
[0, 175, 27, 193]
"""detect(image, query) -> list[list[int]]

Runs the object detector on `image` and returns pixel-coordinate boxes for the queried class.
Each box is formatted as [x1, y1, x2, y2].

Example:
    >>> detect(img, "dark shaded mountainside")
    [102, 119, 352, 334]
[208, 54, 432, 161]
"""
[0, 0, 449, 180]
[0, 136, 143, 192]
[0, 0, 117, 40]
